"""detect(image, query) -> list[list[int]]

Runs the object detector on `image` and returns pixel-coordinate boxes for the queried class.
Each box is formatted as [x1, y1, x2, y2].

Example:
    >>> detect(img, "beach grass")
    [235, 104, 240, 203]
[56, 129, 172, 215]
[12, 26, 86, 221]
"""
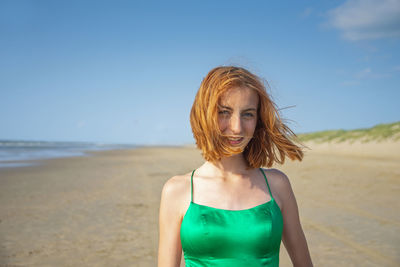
[298, 121, 400, 143]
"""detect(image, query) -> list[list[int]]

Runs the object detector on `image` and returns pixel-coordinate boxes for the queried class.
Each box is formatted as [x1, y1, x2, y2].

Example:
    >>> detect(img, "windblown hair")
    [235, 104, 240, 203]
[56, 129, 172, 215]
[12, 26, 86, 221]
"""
[190, 66, 304, 168]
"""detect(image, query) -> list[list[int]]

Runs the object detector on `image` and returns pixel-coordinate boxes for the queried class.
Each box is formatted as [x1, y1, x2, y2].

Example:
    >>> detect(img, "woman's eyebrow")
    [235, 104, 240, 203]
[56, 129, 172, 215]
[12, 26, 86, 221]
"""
[218, 105, 257, 111]
[218, 105, 232, 110]
[242, 108, 257, 112]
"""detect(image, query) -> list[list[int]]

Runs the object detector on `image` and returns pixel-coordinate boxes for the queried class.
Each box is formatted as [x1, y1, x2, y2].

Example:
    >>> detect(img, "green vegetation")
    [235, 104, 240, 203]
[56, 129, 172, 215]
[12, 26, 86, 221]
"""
[297, 121, 400, 143]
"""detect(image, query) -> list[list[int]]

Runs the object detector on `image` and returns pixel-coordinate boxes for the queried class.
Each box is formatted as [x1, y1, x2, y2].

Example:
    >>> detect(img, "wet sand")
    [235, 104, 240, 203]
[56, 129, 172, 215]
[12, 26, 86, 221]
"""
[0, 142, 399, 266]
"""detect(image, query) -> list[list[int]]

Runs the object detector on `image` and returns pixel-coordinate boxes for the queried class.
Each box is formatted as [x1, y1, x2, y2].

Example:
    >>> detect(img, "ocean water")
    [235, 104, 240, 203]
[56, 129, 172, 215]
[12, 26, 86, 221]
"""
[0, 140, 137, 168]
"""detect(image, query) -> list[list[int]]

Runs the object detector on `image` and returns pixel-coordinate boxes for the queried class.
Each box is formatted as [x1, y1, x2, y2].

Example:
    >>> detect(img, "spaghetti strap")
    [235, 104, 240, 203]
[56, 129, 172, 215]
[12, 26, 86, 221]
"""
[259, 168, 273, 199]
[190, 169, 195, 202]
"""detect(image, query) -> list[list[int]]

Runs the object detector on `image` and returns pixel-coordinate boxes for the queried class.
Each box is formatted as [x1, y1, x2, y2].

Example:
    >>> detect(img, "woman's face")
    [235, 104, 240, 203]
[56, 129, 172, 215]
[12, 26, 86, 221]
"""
[217, 86, 259, 151]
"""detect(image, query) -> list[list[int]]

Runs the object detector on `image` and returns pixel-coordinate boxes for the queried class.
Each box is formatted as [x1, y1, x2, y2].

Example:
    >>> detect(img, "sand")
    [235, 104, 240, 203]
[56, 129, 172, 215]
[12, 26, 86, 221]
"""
[0, 142, 399, 266]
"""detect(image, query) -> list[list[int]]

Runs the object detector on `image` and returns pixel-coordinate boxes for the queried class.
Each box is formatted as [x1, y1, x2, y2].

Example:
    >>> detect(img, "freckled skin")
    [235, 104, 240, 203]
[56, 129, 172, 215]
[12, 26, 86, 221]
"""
[218, 87, 259, 151]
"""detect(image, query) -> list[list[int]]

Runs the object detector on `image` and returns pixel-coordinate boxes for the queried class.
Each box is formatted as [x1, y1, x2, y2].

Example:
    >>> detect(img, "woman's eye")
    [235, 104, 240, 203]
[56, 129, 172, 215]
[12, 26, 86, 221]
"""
[243, 112, 254, 117]
[218, 110, 230, 115]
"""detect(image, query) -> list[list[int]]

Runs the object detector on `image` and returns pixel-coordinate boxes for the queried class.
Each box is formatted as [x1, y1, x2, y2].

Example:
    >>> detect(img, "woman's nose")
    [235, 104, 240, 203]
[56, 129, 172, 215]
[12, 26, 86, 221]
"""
[229, 114, 242, 134]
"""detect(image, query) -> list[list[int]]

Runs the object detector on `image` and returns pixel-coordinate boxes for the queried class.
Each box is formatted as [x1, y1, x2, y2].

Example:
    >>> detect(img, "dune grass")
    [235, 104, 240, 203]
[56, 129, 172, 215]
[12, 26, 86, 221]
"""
[297, 121, 400, 143]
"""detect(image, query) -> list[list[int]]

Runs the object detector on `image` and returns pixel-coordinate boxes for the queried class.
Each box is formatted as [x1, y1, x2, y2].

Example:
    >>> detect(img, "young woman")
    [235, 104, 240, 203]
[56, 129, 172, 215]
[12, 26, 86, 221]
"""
[158, 66, 313, 266]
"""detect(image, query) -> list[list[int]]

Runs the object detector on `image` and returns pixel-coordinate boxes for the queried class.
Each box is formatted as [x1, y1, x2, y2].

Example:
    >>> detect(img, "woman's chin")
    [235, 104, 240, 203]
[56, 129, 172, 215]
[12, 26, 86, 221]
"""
[224, 144, 247, 155]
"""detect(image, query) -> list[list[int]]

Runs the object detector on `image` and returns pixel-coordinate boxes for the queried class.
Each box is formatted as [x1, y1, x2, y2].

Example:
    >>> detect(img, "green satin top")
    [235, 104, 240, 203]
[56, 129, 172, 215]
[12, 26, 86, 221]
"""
[180, 168, 283, 266]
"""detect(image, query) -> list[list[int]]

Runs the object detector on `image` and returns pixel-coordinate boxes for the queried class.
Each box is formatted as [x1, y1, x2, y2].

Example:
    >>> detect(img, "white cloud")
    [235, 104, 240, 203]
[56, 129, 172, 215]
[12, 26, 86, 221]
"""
[356, 67, 391, 79]
[327, 0, 400, 41]
[342, 67, 391, 86]
[355, 67, 372, 79]
[300, 7, 313, 18]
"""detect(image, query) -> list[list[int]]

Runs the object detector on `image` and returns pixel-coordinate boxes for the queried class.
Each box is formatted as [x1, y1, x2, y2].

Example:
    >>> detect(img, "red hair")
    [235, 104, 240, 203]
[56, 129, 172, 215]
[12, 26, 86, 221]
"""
[190, 66, 303, 168]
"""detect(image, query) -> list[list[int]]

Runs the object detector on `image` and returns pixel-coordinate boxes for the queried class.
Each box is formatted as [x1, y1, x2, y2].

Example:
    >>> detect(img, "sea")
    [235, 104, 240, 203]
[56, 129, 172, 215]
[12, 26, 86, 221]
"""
[0, 140, 137, 168]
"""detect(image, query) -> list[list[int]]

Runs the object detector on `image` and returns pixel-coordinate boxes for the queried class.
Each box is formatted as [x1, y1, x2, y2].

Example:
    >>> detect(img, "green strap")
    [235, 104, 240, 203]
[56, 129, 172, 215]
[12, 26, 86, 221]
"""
[190, 169, 195, 202]
[259, 168, 273, 199]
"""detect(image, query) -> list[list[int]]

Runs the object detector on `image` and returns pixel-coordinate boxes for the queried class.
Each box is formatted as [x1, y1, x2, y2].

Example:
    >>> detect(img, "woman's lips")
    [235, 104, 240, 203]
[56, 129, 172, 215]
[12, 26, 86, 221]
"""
[227, 137, 244, 145]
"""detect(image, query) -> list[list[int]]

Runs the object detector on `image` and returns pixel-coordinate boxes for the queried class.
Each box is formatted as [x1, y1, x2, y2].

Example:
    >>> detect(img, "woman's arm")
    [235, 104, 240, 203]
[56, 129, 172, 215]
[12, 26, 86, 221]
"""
[158, 176, 186, 267]
[274, 170, 313, 267]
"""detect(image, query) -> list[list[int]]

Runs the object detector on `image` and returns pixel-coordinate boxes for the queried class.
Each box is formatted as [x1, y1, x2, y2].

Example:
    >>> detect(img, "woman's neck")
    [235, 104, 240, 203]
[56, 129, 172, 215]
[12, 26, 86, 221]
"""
[203, 153, 253, 179]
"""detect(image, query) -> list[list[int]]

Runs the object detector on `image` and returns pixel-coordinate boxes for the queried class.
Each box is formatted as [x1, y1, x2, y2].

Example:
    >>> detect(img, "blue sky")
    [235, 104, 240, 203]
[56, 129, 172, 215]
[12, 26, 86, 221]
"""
[1, 0, 399, 145]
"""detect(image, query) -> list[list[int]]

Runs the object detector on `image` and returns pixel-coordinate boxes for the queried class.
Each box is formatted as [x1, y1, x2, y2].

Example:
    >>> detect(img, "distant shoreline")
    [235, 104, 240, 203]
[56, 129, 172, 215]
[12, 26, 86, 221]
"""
[2, 120, 399, 168]
[0, 140, 138, 168]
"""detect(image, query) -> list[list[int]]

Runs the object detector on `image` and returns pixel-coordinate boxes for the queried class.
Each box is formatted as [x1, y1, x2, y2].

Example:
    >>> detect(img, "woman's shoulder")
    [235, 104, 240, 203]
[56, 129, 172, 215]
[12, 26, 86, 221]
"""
[260, 168, 294, 203]
[162, 173, 191, 196]
[261, 168, 291, 186]
[160, 172, 192, 217]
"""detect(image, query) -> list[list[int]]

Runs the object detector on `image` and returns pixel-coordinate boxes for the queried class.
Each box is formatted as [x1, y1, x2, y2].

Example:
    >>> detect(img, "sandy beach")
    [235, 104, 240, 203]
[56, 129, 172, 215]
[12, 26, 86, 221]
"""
[0, 142, 399, 266]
